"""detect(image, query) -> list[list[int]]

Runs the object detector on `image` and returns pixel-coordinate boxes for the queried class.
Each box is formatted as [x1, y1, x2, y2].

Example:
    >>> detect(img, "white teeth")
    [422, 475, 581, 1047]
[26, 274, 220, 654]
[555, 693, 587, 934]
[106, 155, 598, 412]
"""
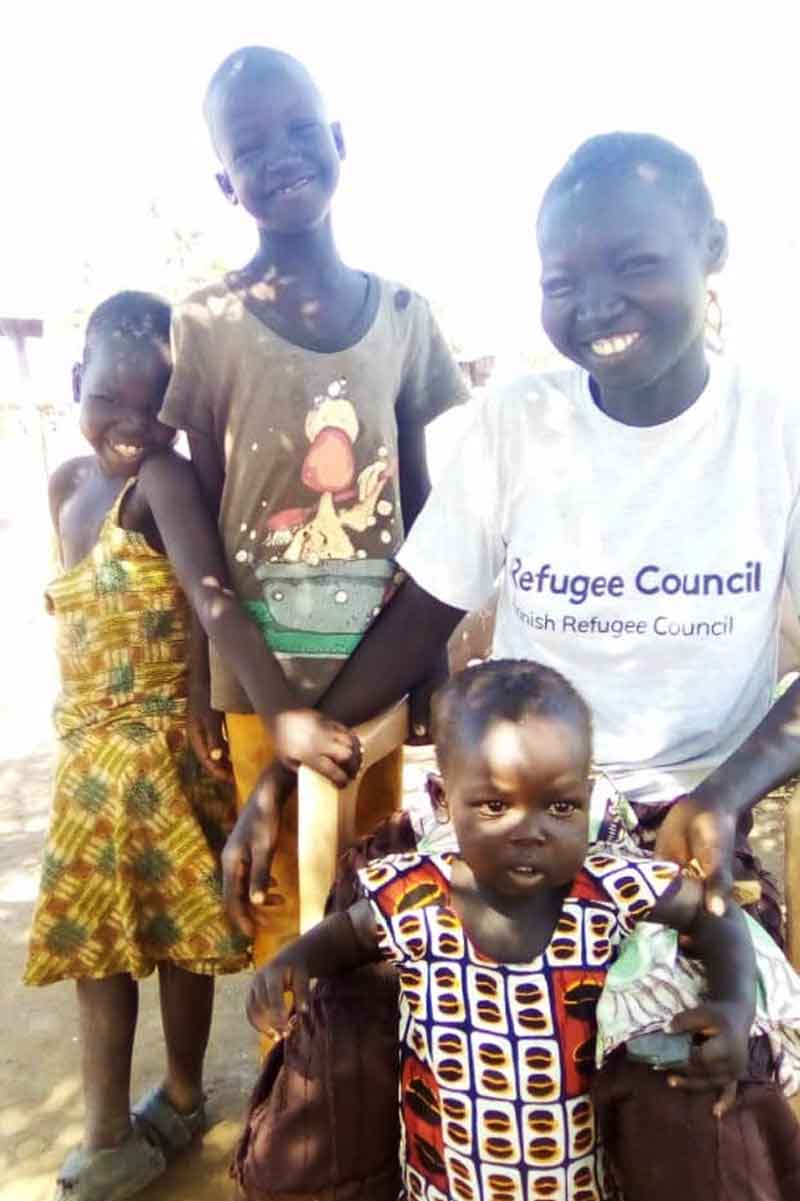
[279, 177, 310, 194]
[590, 332, 640, 357]
[112, 444, 143, 458]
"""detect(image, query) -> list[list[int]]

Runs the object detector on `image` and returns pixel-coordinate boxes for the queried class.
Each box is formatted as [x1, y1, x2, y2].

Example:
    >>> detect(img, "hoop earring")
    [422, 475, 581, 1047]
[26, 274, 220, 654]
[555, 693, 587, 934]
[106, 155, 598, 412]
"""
[705, 288, 724, 353]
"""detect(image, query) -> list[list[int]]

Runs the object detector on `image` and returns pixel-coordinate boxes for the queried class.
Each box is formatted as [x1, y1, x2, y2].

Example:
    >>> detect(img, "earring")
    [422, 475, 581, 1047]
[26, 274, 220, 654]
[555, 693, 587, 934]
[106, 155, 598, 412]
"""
[705, 288, 724, 353]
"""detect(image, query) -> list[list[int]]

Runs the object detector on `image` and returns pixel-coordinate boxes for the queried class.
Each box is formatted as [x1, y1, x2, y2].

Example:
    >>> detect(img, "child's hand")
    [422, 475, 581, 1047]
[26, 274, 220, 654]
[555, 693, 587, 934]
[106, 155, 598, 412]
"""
[187, 700, 232, 782]
[246, 956, 310, 1038]
[222, 763, 292, 936]
[665, 1001, 750, 1112]
[407, 654, 448, 745]
[186, 618, 232, 782]
[655, 796, 735, 916]
[273, 709, 362, 785]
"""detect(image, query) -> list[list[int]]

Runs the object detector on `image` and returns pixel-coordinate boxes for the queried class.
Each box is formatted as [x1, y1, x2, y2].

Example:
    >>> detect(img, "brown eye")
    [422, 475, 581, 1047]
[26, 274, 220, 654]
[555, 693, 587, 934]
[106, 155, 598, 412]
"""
[548, 800, 577, 818]
[480, 798, 509, 817]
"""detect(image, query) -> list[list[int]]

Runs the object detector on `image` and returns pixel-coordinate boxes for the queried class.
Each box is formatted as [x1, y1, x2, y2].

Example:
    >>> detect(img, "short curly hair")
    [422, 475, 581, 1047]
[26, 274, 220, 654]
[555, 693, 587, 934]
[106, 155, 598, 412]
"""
[433, 659, 592, 773]
[540, 131, 715, 238]
[84, 291, 170, 358]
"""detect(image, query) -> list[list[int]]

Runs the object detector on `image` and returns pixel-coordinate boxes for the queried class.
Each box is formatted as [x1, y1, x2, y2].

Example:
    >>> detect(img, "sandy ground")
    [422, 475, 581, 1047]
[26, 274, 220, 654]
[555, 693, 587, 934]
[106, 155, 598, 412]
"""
[0, 427, 795, 1200]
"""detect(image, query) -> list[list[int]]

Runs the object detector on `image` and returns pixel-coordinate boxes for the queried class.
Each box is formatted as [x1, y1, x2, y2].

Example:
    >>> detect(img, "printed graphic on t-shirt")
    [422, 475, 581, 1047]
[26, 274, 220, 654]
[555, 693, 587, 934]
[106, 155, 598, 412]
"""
[507, 554, 763, 644]
[240, 377, 402, 657]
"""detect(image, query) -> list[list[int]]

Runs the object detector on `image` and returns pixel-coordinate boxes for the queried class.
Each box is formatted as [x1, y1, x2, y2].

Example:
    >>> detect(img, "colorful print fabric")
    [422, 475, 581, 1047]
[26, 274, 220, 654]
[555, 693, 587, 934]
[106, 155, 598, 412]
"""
[24, 480, 249, 985]
[359, 850, 679, 1201]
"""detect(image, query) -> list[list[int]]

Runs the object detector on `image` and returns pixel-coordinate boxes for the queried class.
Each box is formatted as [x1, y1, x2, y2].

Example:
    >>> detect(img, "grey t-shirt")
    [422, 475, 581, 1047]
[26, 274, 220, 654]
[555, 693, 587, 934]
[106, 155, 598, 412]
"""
[161, 276, 468, 711]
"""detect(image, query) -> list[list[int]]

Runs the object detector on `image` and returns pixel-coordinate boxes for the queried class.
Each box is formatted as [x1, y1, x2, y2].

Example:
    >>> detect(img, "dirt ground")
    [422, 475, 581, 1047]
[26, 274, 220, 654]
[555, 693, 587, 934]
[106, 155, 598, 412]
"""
[0, 429, 795, 1200]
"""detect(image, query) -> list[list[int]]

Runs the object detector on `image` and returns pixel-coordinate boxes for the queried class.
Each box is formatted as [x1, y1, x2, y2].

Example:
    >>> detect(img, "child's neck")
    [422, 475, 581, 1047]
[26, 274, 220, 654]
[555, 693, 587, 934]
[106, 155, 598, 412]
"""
[235, 217, 371, 352]
[450, 860, 569, 964]
[247, 216, 345, 288]
[592, 336, 710, 428]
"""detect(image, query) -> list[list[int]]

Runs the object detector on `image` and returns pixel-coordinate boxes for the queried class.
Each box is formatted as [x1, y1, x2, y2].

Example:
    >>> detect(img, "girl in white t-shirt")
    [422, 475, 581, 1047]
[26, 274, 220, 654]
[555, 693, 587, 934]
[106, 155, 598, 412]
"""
[309, 133, 800, 932]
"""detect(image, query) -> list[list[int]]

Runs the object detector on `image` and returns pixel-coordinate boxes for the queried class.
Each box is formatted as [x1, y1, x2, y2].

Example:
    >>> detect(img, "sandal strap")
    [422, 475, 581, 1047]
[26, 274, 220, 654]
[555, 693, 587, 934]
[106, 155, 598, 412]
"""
[131, 1086, 207, 1158]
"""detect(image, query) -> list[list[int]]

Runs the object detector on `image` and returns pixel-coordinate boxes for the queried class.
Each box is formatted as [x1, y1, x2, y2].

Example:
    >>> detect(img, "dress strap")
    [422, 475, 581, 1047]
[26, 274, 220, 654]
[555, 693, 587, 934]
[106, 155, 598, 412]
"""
[107, 476, 138, 528]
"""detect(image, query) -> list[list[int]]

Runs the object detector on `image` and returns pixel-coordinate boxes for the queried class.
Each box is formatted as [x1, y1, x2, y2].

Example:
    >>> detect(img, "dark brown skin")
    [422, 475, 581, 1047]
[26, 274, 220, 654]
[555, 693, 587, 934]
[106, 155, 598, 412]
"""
[537, 175, 728, 428]
[248, 716, 755, 1105]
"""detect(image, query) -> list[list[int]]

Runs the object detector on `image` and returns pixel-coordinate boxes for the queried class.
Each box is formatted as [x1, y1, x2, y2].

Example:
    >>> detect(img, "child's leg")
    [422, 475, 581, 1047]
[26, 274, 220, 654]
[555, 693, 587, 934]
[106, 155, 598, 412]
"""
[157, 962, 214, 1113]
[76, 973, 138, 1152]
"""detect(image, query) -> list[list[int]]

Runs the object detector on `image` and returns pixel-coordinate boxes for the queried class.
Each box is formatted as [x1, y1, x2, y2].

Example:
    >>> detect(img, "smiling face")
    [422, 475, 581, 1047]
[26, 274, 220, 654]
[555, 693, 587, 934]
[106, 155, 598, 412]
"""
[207, 55, 343, 235]
[77, 335, 174, 477]
[443, 715, 591, 899]
[538, 170, 726, 399]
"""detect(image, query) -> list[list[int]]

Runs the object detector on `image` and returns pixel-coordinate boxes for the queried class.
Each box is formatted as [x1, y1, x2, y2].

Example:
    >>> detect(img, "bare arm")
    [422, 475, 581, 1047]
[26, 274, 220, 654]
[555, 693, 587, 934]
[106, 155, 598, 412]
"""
[320, 578, 464, 726]
[246, 899, 380, 1035]
[397, 414, 450, 742]
[47, 456, 90, 537]
[649, 878, 756, 1090]
[187, 431, 225, 519]
[137, 450, 358, 782]
[656, 676, 800, 911]
[688, 676, 800, 816]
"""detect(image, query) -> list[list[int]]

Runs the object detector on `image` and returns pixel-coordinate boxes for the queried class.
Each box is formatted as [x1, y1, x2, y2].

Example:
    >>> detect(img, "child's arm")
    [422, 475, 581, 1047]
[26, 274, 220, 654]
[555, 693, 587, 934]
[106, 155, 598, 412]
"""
[246, 899, 380, 1036]
[186, 611, 232, 781]
[397, 409, 451, 742]
[321, 578, 464, 726]
[649, 878, 756, 1091]
[137, 451, 359, 784]
[47, 456, 90, 546]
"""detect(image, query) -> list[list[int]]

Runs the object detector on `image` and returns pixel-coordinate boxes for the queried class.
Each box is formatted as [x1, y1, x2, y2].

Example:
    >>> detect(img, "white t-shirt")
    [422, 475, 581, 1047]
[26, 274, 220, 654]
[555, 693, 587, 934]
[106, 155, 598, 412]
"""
[399, 358, 800, 802]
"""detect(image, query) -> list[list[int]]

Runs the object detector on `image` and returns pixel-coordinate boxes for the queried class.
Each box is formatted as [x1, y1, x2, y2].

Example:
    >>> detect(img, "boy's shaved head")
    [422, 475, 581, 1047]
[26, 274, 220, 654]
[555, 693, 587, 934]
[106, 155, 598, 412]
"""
[204, 46, 324, 142]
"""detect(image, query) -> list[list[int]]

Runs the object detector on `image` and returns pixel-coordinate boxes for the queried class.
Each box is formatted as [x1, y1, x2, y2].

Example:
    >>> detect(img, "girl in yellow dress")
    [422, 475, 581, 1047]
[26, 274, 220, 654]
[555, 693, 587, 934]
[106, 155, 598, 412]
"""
[25, 291, 357, 1201]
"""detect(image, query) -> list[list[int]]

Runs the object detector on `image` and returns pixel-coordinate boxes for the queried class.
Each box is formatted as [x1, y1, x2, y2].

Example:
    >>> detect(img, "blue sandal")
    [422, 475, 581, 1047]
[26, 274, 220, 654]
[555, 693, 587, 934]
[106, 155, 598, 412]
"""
[53, 1128, 165, 1201]
[131, 1086, 207, 1160]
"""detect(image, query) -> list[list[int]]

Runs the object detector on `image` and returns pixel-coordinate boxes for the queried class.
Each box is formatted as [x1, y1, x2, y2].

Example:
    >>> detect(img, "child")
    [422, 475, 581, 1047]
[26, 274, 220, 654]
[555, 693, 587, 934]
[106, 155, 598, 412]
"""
[159, 46, 468, 965]
[247, 660, 757, 1201]
[25, 291, 358, 1201]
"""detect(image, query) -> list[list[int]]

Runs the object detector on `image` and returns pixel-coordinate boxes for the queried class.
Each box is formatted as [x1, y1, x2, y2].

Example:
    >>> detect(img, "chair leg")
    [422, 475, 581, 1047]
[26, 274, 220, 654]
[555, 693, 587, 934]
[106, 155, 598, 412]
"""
[337, 777, 360, 853]
[785, 782, 800, 971]
[297, 767, 340, 935]
[296, 767, 361, 933]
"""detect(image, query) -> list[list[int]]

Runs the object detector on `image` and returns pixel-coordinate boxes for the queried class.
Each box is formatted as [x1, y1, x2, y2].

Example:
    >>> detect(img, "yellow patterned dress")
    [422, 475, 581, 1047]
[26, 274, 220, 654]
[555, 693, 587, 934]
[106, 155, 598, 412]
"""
[24, 479, 250, 985]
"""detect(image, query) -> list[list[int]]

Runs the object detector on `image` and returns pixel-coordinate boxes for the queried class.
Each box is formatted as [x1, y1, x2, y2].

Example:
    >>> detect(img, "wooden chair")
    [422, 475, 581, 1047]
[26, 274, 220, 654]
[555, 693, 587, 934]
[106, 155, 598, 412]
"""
[296, 700, 409, 933]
